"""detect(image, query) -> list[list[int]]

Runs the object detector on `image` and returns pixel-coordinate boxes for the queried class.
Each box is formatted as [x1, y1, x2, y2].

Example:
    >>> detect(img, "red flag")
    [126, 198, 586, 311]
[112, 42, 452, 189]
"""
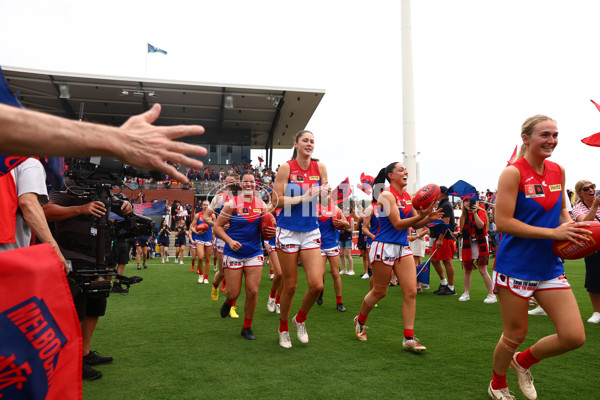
[506, 145, 518, 166]
[257, 156, 264, 163]
[357, 173, 374, 195]
[591, 99, 600, 113]
[582, 132, 600, 147]
[0, 244, 82, 400]
[332, 177, 352, 205]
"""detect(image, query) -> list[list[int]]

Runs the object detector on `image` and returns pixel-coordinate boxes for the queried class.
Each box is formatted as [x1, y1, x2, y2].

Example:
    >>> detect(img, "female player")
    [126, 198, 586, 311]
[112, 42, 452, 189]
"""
[339, 208, 355, 275]
[157, 219, 171, 263]
[489, 115, 589, 400]
[273, 130, 330, 348]
[173, 219, 187, 264]
[353, 162, 439, 352]
[457, 199, 496, 303]
[316, 194, 350, 312]
[214, 171, 275, 340]
[189, 200, 213, 284]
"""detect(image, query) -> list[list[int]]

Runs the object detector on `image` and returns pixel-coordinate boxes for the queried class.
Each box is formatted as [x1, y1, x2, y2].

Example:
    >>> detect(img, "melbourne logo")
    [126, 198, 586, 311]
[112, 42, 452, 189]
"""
[0, 297, 67, 399]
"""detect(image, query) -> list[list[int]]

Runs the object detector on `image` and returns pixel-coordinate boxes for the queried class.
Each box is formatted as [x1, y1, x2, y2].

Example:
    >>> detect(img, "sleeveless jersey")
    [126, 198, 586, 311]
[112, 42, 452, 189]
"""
[374, 187, 412, 245]
[223, 196, 264, 258]
[494, 158, 564, 281]
[192, 211, 212, 241]
[367, 202, 379, 245]
[317, 203, 341, 249]
[277, 159, 321, 232]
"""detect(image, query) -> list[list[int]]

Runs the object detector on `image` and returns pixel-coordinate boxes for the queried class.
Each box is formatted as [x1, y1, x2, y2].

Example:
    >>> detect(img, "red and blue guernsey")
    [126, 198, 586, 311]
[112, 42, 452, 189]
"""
[223, 195, 264, 258]
[317, 203, 340, 249]
[374, 187, 412, 245]
[494, 158, 564, 281]
[192, 211, 212, 242]
[367, 201, 379, 246]
[278, 159, 321, 232]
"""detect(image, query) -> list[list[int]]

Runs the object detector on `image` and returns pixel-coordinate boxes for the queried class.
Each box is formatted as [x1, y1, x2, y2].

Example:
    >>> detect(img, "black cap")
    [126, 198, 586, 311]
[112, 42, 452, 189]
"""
[439, 186, 449, 195]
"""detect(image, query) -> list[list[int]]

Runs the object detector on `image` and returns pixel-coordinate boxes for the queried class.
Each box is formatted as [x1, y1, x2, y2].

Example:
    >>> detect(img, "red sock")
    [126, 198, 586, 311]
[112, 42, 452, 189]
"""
[270, 268, 274, 274]
[204, 274, 208, 279]
[358, 313, 368, 325]
[404, 329, 414, 339]
[243, 317, 252, 329]
[336, 295, 342, 304]
[279, 319, 289, 332]
[491, 372, 507, 390]
[226, 299, 234, 306]
[516, 348, 540, 370]
[270, 289, 276, 298]
[296, 310, 308, 323]
[275, 294, 280, 304]
[199, 270, 203, 276]
[232, 300, 237, 307]
[213, 282, 218, 289]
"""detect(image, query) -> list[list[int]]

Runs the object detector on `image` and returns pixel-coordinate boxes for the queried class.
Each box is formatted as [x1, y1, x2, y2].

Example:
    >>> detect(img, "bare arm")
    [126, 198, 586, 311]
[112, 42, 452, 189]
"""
[213, 202, 241, 251]
[0, 103, 206, 183]
[19, 193, 69, 274]
[495, 165, 589, 242]
[273, 162, 330, 208]
[43, 200, 106, 221]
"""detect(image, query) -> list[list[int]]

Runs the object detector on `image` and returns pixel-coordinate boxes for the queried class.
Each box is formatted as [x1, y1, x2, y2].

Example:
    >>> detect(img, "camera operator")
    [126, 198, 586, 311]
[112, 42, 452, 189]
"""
[43, 178, 133, 381]
[109, 193, 133, 294]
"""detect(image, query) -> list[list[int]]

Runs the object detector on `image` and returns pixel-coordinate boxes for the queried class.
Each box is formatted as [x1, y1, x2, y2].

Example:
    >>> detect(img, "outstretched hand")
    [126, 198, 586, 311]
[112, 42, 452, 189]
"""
[116, 104, 207, 183]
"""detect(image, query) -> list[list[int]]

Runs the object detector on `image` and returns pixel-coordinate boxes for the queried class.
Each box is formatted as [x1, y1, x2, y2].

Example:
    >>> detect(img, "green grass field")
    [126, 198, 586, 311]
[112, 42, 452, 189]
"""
[84, 256, 599, 399]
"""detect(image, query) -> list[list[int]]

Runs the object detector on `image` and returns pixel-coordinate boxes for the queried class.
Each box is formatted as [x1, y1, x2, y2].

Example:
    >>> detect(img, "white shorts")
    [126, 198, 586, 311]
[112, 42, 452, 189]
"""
[492, 271, 571, 298]
[223, 254, 265, 270]
[409, 238, 426, 257]
[264, 241, 276, 254]
[190, 240, 213, 249]
[321, 246, 340, 257]
[369, 241, 413, 266]
[276, 227, 321, 254]
[213, 237, 226, 254]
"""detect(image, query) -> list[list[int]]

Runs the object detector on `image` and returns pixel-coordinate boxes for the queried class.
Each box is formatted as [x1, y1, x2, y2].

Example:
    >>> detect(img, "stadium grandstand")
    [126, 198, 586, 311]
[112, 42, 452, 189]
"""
[2, 66, 325, 206]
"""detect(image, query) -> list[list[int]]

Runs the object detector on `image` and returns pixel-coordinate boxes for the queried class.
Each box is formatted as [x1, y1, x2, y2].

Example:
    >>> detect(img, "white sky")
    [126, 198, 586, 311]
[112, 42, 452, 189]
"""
[2, 0, 600, 199]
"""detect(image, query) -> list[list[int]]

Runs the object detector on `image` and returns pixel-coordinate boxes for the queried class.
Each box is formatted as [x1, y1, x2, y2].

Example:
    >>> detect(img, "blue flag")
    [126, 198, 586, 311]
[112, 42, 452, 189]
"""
[448, 180, 478, 200]
[147, 43, 167, 55]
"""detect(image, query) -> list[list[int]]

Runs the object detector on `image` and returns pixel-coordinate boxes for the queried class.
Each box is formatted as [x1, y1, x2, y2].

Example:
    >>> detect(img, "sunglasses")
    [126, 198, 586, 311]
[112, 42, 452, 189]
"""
[582, 184, 596, 192]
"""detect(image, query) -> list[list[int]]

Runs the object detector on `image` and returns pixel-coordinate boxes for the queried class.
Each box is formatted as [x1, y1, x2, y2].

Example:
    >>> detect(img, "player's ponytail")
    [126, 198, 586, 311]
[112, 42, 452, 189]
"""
[372, 162, 398, 201]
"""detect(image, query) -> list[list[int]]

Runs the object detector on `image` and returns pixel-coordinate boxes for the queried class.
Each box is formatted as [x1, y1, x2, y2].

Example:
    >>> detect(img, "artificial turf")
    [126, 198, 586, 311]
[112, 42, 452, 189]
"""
[84, 256, 600, 399]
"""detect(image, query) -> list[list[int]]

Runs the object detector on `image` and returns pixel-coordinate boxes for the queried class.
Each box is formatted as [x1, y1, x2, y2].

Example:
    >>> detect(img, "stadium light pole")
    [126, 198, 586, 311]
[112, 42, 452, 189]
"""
[402, 0, 418, 193]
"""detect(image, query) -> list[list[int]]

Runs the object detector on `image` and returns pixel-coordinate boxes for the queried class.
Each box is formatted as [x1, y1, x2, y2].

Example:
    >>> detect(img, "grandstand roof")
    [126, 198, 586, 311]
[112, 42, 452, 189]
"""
[2, 66, 325, 151]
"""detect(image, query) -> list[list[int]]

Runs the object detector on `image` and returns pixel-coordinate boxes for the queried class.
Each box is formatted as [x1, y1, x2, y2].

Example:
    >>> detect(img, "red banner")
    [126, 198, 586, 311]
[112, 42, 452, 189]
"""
[0, 244, 82, 400]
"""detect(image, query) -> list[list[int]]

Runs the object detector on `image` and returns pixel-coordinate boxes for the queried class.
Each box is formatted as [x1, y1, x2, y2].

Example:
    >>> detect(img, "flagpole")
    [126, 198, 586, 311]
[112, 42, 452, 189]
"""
[145, 42, 148, 77]
[402, 0, 418, 193]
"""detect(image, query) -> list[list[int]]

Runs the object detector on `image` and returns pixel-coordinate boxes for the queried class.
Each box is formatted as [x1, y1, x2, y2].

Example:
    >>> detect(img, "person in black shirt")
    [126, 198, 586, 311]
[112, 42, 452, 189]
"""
[430, 186, 457, 296]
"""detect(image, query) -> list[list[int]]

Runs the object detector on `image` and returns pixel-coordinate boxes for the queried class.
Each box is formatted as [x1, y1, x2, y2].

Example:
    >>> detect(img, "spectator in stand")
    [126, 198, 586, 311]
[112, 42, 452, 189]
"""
[219, 168, 225, 181]
[571, 179, 600, 324]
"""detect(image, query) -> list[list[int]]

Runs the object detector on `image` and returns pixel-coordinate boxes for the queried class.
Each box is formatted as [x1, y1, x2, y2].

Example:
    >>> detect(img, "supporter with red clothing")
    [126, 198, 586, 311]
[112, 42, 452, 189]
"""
[571, 179, 600, 324]
[430, 186, 456, 296]
[457, 199, 496, 303]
